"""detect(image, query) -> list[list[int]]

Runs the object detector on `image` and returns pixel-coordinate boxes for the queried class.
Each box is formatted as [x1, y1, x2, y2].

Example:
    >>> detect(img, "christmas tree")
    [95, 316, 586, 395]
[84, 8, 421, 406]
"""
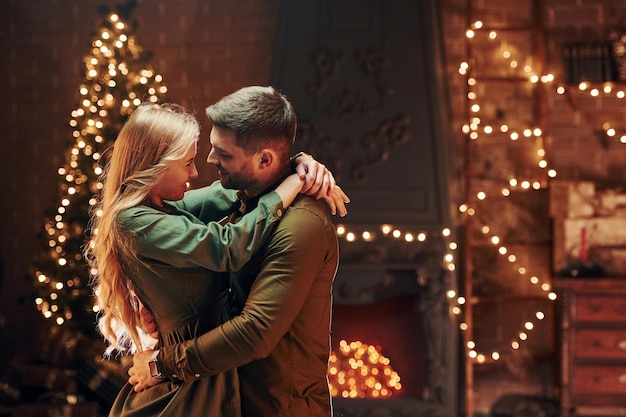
[4, 4, 170, 412]
[31, 3, 167, 334]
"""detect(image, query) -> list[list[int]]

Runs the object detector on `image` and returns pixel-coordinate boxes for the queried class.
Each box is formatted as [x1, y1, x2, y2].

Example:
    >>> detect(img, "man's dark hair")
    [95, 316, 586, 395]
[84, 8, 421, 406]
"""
[206, 86, 297, 159]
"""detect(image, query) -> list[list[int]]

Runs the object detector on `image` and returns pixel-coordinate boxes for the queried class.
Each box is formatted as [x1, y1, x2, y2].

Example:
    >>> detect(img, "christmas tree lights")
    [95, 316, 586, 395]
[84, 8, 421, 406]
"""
[31, 8, 167, 328]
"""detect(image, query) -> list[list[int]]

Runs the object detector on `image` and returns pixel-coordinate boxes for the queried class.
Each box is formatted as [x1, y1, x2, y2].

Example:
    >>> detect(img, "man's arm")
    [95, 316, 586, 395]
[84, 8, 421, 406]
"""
[129, 201, 333, 390]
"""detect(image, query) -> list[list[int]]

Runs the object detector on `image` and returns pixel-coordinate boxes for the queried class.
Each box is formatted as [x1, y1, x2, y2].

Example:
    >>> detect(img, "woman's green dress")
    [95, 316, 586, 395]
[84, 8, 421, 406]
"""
[107, 189, 285, 417]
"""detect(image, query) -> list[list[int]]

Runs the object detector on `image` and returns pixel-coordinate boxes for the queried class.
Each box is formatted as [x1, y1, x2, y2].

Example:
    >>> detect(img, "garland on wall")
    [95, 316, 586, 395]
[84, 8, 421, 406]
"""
[459, 17, 626, 366]
[458, 18, 558, 364]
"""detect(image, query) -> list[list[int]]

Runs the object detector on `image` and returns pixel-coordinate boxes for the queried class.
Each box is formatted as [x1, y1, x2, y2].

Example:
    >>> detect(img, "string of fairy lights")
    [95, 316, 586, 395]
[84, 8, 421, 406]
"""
[459, 19, 559, 364]
[556, 82, 626, 143]
[458, 19, 626, 365]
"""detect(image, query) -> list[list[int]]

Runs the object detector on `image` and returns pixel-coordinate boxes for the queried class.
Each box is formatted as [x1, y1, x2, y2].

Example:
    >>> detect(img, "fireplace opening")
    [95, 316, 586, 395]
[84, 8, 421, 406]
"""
[330, 293, 426, 399]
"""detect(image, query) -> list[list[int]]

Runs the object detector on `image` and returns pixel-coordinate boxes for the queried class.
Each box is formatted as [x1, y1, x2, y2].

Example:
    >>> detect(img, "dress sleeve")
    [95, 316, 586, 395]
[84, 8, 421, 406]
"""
[170, 180, 238, 223]
[157, 202, 332, 379]
[118, 191, 284, 272]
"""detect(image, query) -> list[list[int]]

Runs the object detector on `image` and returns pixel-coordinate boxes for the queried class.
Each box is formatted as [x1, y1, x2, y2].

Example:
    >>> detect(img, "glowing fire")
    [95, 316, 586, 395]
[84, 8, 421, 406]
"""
[328, 339, 402, 398]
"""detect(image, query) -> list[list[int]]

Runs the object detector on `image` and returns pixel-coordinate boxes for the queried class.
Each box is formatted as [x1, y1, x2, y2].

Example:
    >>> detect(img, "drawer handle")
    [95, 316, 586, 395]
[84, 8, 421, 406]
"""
[620, 374, 626, 385]
[619, 340, 626, 351]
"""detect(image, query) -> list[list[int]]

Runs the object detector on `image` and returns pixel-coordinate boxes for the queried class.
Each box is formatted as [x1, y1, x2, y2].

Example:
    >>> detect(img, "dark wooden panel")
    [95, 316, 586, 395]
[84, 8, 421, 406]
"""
[271, 0, 457, 227]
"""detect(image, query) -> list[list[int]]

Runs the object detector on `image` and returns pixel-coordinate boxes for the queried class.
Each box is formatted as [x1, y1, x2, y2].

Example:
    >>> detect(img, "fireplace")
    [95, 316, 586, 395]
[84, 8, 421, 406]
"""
[331, 293, 426, 399]
[329, 264, 459, 417]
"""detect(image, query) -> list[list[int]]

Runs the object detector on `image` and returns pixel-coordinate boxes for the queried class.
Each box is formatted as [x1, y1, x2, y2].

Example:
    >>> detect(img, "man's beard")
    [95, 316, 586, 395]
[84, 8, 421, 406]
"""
[220, 175, 255, 190]
[219, 163, 256, 191]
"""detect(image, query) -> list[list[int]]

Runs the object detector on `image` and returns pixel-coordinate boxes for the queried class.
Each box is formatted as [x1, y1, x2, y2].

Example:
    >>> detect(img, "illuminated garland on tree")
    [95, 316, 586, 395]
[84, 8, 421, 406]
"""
[30, 5, 167, 328]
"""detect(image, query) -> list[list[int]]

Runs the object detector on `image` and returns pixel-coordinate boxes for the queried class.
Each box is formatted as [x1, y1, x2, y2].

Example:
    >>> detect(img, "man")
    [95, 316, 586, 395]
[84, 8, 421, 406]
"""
[130, 86, 344, 416]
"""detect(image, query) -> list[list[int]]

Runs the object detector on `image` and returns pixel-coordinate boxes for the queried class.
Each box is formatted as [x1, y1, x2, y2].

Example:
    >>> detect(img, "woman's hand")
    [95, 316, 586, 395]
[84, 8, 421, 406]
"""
[294, 155, 350, 216]
[128, 349, 163, 392]
[293, 154, 335, 196]
[320, 185, 350, 217]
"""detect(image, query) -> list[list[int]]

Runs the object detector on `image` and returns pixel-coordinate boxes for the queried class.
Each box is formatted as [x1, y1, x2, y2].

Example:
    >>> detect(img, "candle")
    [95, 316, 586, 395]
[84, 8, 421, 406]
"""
[580, 226, 587, 263]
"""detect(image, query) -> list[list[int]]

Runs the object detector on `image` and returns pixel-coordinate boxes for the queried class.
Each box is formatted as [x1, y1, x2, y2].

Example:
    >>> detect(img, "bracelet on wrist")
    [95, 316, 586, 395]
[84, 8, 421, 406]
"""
[148, 350, 166, 379]
[289, 151, 311, 172]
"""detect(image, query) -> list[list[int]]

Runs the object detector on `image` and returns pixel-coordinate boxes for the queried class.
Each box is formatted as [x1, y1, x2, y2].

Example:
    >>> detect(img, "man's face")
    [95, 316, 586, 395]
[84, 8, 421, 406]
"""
[207, 126, 257, 191]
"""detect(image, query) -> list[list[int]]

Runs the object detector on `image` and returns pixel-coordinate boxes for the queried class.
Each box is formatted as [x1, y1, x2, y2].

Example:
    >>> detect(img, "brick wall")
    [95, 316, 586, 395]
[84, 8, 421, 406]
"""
[544, 0, 626, 185]
[0, 0, 280, 354]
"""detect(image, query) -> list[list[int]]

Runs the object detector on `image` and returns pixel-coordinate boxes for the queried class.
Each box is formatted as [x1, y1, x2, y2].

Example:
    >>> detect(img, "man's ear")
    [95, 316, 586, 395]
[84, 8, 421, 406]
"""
[258, 149, 274, 168]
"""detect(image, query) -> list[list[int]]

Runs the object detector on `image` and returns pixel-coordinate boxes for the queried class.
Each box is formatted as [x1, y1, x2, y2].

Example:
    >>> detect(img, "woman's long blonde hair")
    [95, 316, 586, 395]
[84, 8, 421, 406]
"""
[86, 102, 199, 355]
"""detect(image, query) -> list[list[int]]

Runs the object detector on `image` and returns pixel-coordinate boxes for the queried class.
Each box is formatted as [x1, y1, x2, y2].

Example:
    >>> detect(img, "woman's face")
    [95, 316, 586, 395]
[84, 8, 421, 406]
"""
[149, 141, 199, 206]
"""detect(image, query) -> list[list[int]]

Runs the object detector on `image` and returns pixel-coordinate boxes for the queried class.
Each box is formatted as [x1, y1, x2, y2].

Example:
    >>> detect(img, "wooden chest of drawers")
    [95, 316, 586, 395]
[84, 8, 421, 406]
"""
[553, 278, 626, 416]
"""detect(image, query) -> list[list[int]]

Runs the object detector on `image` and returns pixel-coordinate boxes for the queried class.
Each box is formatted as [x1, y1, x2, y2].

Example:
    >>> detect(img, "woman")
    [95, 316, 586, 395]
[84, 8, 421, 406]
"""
[86, 102, 341, 416]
